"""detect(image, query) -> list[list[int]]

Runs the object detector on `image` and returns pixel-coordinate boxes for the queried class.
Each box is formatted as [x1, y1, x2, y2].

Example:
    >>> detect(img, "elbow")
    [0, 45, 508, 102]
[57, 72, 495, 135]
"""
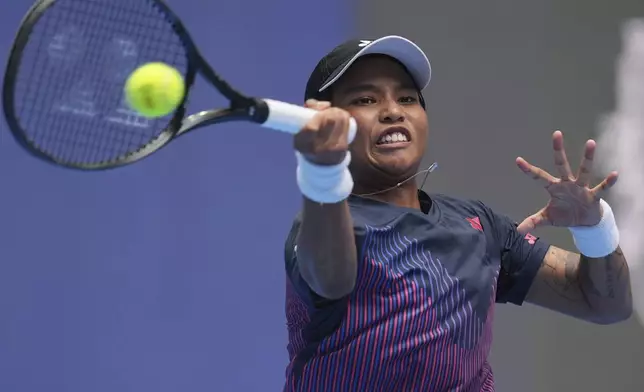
[306, 264, 357, 300]
[590, 305, 633, 325]
[312, 274, 357, 300]
[298, 253, 357, 300]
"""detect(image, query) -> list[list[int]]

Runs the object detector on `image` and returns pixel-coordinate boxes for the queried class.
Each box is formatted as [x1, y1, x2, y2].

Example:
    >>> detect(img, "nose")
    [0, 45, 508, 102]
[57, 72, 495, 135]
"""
[378, 101, 405, 124]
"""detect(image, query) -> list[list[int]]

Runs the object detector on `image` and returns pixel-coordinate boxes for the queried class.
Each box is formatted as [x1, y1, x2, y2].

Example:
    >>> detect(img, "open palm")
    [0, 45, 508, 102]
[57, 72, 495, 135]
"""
[515, 131, 619, 234]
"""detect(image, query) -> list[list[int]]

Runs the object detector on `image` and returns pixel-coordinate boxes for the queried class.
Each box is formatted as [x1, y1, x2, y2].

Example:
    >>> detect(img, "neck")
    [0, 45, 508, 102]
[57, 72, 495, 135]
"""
[353, 179, 421, 209]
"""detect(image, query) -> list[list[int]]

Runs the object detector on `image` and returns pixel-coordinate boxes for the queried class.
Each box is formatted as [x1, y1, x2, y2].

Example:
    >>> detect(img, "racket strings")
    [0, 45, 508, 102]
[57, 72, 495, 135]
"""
[11, 0, 190, 166]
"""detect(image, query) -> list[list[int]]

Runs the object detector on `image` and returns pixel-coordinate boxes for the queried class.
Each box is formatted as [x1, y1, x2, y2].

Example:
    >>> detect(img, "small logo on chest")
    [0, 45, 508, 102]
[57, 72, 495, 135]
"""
[466, 216, 483, 232]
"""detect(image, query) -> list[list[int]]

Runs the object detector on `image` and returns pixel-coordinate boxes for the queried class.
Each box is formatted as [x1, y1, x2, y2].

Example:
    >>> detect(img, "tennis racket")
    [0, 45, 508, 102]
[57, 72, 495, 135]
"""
[2, 0, 357, 170]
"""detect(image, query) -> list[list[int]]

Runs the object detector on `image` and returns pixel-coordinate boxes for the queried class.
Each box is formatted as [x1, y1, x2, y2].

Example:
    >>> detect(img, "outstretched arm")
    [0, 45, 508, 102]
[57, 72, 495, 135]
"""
[514, 130, 632, 323]
[293, 100, 357, 300]
[525, 245, 632, 324]
[297, 198, 357, 299]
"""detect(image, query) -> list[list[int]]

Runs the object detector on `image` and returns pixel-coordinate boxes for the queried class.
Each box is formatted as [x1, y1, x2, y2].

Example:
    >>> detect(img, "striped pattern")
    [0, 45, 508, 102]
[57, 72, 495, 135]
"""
[285, 225, 500, 391]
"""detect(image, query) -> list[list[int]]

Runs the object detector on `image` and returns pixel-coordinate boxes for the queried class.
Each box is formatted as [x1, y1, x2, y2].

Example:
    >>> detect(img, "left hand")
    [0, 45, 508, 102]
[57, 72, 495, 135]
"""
[515, 130, 619, 234]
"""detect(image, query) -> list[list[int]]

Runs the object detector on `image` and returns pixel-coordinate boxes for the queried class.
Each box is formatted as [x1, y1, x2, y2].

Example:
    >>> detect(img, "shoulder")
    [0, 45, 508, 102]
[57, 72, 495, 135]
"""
[429, 193, 492, 219]
[429, 193, 512, 243]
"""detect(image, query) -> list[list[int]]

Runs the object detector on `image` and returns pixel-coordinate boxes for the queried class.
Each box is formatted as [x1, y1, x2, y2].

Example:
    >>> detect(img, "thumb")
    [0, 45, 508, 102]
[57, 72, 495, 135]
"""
[516, 210, 548, 235]
[305, 99, 331, 110]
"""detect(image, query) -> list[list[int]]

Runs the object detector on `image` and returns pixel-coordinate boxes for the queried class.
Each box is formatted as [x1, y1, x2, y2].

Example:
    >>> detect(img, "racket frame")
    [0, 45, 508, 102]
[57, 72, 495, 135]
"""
[2, 0, 351, 170]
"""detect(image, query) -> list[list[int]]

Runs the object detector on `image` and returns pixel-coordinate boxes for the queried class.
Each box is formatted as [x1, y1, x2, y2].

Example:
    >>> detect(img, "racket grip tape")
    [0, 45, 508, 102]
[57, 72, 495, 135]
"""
[254, 99, 357, 143]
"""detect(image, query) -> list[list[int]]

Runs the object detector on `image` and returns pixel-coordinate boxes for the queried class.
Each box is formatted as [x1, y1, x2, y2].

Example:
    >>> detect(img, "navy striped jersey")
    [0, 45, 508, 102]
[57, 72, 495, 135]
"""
[283, 191, 550, 392]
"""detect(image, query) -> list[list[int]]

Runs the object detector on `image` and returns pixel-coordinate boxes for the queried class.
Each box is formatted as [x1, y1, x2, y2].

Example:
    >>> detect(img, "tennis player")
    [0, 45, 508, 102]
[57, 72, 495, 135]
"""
[284, 36, 632, 392]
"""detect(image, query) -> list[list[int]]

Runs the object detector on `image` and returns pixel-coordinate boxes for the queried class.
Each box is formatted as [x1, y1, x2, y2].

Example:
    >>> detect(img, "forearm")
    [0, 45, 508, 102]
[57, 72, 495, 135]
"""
[296, 198, 357, 299]
[578, 246, 632, 322]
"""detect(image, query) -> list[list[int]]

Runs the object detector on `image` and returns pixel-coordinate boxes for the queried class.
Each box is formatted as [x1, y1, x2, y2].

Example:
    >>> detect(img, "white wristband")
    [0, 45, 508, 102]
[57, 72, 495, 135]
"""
[568, 199, 620, 258]
[295, 152, 354, 203]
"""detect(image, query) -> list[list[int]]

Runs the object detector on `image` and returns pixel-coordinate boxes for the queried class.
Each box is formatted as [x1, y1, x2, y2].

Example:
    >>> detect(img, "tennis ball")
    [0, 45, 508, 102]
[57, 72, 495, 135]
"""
[124, 62, 185, 118]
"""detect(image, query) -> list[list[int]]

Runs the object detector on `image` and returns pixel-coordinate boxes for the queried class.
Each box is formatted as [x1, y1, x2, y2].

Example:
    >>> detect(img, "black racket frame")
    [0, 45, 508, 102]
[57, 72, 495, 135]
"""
[2, 0, 275, 170]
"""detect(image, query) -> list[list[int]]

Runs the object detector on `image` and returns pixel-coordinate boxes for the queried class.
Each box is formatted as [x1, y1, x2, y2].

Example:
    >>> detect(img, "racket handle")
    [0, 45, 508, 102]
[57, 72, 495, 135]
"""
[257, 99, 357, 144]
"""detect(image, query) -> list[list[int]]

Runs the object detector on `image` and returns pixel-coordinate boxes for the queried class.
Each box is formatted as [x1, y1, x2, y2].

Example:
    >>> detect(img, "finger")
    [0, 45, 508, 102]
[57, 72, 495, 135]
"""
[516, 210, 549, 235]
[305, 99, 331, 110]
[321, 108, 350, 145]
[318, 114, 337, 141]
[575, 139, 596, 187]
[299, 107, 343, 139]
[293, 112, 323, 152]
[590, 171, 619, 198]
[333, 108, 351, 136]
[315, 101, 332, 110]
[552, 130, 574, 180]
[516, 157, 558, 188]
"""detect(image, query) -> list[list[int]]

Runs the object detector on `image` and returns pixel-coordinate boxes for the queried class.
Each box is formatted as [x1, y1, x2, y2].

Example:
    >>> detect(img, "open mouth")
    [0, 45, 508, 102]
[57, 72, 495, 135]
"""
[376, 128, 411, 145]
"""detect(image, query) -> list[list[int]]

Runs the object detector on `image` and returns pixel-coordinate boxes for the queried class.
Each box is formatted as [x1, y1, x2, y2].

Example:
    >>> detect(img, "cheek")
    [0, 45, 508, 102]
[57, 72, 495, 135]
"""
[412, 115, 428, 139]
[349, 132, 371, 159]
[348, 117, 375, 162]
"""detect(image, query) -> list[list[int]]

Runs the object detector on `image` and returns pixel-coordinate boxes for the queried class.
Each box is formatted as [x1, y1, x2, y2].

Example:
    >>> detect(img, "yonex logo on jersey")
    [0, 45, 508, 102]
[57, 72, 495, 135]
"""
[466, 217, 483, 232]
[358, 40, 372, 47]
[524, 233, 537, 245]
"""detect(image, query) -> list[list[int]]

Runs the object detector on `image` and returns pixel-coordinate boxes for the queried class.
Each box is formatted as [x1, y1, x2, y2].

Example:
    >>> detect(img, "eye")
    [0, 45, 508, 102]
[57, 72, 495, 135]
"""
[399, 96, 418, 104]
[351, 97, 376, 106]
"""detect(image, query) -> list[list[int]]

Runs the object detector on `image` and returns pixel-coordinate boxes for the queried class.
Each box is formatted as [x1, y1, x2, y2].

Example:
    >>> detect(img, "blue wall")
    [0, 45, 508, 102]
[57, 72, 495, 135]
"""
[0, 1, 351, 390]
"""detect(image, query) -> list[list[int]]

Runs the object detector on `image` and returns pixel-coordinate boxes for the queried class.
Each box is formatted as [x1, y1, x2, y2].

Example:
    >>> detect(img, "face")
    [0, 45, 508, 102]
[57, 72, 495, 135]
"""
[331, 55, 428, 186]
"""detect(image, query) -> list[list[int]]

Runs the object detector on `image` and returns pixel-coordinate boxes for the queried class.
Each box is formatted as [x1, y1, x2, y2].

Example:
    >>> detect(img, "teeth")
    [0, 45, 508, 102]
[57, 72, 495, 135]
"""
[378, 132, 408, 144]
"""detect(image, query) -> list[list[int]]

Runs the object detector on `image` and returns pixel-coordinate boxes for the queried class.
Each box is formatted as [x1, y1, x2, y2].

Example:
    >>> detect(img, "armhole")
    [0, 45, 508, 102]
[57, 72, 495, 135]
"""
[475, 200, 513, 303]
[284, 215, 350, 309]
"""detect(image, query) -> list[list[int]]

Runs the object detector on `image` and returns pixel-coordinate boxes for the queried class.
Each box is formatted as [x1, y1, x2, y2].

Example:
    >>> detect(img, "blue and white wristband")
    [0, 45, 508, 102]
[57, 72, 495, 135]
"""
[295, 151, 354, 204]
[568, 199, 620, 258]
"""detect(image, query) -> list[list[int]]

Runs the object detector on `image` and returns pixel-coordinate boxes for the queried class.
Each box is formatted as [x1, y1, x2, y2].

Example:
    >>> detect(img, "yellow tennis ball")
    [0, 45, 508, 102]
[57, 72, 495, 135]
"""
[124, 62, 185, 118]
